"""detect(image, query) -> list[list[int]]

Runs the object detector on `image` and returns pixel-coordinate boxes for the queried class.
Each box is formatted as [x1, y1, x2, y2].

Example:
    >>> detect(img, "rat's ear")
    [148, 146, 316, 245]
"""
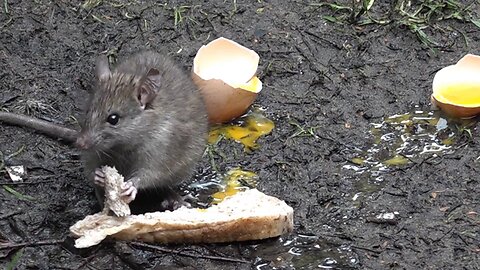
[137, 68, 162, 109]
[95, 55, 111, 82]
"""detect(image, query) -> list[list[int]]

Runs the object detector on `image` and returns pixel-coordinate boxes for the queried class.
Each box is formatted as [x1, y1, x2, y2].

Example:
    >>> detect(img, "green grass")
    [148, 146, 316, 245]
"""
[287, 116, 319, 139]
[21, 99, 56, 115]
[6, 249, 23, 270]
[3, 185, 36, 201]
[312, 0, 480, 49]
[82, 0, 102, 10]
[173, 5, 190, 26]
[4, 0, 9, 14]
[170, 5, 202, 27]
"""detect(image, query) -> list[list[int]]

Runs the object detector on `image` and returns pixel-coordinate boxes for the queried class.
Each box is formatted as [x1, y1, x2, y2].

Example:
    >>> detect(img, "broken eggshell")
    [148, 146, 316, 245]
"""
[192, 37, 262, 124]
[432, 54, 480, 118]
[6, 165, 25, 182]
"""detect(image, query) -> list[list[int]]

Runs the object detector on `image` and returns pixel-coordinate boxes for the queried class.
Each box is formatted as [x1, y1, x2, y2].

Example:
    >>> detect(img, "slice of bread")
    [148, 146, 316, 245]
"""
[70, 189, 294, 248]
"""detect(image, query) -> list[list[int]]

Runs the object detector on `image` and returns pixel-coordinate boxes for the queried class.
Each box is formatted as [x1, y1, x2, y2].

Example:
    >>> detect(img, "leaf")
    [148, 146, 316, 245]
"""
[2, 185, 35, 201]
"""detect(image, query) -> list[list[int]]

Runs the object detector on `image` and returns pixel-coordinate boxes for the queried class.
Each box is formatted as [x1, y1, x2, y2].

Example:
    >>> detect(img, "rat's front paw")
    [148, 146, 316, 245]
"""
[120, 181, 138, 203]
[94, 168, 106, 187]
[160, 196, 191, 211]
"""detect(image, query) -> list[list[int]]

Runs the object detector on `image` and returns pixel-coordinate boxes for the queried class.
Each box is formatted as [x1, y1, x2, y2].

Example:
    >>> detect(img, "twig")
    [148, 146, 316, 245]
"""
[351, 245, 382, 254]
[0, 239, 64, 250]
[130, 242, 251, 264]
[0, 210, 22, 220]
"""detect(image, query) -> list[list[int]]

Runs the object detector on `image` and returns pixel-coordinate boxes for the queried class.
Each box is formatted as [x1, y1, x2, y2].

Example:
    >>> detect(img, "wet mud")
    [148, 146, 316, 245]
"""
[1, 1, 479, 269]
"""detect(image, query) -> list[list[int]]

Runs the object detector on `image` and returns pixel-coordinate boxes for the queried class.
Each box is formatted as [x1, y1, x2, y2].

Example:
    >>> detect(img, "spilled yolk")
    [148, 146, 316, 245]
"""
[232, 76, 262, 93]
[383, 155, 409, 166]
[208, 112, 274, 151]
[351, 157, 364, 165]
[435, 83, 480, 107]
[211, 168, 258, 204]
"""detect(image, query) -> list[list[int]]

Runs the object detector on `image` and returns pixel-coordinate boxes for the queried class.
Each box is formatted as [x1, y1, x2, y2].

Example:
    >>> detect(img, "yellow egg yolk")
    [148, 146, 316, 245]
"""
[434, 83, 480, 107]
[232, 76, 262, 93]
[211, 168, 257, 204]
[208, 112, 274, 151]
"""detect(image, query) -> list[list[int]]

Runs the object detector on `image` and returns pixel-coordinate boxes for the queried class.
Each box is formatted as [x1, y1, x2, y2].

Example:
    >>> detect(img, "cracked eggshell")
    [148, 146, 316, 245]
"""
[432, 54, 480, 118]
[192, 37, 262, 124]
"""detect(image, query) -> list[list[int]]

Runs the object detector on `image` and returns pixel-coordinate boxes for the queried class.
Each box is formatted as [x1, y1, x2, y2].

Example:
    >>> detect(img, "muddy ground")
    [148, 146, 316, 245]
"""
[1, 1, 479, 269]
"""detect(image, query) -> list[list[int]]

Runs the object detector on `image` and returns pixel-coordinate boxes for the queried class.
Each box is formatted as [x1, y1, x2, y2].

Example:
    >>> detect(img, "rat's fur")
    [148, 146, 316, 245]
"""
[79, 51, 207, 213]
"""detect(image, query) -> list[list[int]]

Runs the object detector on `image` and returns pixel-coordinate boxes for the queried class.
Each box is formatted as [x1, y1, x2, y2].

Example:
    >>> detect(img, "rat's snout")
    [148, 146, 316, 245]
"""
[75, 133, 93, 150]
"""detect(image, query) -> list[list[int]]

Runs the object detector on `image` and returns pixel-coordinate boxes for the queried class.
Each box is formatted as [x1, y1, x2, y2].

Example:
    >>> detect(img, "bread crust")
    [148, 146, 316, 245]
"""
[71, 177, 294, 248]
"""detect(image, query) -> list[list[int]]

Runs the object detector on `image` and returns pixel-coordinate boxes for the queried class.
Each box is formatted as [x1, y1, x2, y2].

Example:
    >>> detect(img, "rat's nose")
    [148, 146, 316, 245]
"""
[75, 133, 92, 150]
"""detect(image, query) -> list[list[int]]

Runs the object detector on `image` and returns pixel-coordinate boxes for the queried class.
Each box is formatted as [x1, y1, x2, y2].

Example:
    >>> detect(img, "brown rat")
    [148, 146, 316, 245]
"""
[0, 51, 208, 214]
[77, 51, 207, 214]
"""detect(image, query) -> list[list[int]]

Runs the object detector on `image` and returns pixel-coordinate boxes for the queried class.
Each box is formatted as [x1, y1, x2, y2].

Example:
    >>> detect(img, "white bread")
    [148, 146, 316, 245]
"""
[101, 166, 130, 217]
[70, 177, 294, 248]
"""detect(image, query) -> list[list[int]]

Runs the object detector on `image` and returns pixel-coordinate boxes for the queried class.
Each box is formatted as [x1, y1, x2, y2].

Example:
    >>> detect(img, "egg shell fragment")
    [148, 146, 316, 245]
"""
[193, 37, 260, 88]
[192, 37, 262, 124]
[432, 54, 480, 118]
[192, 73, 259, 124]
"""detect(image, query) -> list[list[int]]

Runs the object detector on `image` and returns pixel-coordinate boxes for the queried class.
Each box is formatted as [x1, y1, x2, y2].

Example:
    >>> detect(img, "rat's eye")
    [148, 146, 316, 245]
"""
[106, 113, 120, 125]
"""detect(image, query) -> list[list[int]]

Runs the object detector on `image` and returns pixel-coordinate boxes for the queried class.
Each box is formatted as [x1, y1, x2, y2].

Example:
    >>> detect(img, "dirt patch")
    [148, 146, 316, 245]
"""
[1, 1, 479, 269]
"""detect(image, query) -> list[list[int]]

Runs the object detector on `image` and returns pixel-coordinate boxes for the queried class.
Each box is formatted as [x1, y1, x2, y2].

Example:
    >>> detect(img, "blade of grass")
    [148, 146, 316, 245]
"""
[6, 249, 23, 270]
[2, 185, 36, 201]
[470, 18, 480, 29]
[414, 26, 438, 46]
[82, 0, 102, 10]
[4, 0, 8, 14]
[173, 6, 191, 27]
[310, 2, 353, 12]
[6, 145, 25, 160]
[323, 15, 342, 23]
[363, 0, 375, 11]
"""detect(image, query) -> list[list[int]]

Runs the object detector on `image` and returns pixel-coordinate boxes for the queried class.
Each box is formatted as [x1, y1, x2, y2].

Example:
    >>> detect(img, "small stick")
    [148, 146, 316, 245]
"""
[130, 242, 251, 264]
[0, 239, 64, 250]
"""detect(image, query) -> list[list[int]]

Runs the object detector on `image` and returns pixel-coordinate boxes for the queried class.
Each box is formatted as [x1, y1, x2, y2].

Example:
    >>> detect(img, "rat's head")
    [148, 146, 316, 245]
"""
[75, 55, 162, 151]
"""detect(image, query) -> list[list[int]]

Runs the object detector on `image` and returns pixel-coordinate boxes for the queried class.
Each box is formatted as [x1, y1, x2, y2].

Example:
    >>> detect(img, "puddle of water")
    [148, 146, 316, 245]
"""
[248, 234, 358, 269]
[189, 170, 358, 269]
[208, 108, 275, 152]
[192, 108, 358, 269]
[344, 109, 477, 202]
[344, 109, 476, 177]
